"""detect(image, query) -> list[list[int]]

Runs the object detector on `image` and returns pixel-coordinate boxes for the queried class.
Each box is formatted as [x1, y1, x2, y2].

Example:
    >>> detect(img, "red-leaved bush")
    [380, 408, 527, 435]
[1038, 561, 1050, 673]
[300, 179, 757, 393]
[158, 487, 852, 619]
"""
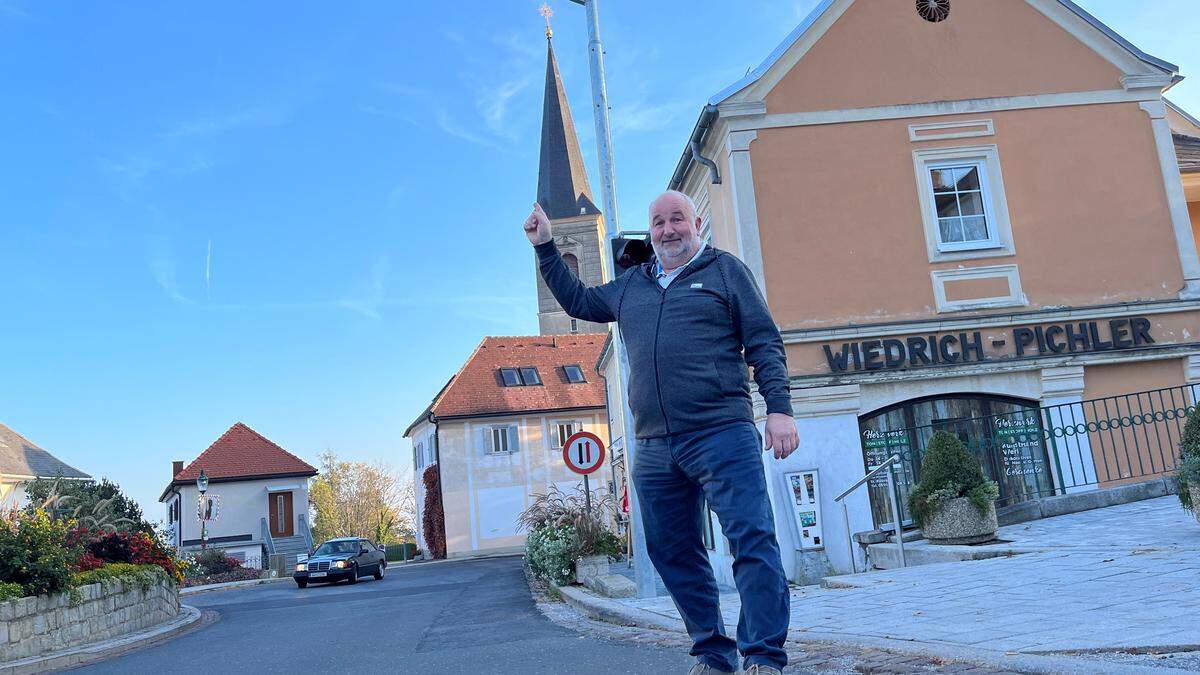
[70, 528, 181, 583]
[422, 465, 446, 560]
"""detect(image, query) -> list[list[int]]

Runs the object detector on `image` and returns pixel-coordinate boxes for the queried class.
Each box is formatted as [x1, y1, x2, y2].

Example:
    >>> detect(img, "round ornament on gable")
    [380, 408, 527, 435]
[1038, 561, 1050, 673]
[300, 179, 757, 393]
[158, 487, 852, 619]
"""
[916, 0, 950, 23]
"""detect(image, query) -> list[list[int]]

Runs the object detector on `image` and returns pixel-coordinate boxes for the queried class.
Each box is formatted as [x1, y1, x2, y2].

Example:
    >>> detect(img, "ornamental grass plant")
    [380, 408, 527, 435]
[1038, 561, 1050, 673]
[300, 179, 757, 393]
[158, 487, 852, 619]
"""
[908, 431, 999, 527]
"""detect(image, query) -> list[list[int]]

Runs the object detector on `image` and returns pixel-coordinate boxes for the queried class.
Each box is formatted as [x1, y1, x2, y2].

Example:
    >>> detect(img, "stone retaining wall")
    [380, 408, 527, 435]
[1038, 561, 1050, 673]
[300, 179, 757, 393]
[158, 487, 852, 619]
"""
[0, 574, 179, 663]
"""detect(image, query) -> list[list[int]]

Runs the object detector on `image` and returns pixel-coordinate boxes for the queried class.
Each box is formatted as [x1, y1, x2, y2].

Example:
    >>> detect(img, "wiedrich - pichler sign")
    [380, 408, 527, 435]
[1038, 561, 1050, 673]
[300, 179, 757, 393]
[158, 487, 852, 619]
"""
[822, 317, 1154, 373]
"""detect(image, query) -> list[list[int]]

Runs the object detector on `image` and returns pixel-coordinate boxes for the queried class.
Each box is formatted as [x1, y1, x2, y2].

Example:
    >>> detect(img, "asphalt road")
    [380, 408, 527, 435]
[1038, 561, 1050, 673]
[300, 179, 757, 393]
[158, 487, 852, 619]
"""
[74, 556, 692, 674]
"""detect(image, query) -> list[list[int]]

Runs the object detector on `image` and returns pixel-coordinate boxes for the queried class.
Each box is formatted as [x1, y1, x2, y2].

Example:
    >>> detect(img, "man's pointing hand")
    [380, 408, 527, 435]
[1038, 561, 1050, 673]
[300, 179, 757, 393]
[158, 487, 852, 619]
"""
[524, 203, 552, 246]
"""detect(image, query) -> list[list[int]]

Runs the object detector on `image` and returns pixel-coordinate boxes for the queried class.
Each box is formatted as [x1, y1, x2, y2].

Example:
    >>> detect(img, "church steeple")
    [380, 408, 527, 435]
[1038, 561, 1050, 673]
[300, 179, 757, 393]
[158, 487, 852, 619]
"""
[532, 6, 606, 336]
[536, 33, 600, 221]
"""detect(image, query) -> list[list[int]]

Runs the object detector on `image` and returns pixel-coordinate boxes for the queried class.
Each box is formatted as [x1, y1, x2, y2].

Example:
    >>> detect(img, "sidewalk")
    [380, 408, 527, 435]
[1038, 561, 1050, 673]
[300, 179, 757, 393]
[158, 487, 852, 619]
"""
[586, 496, 1200, 657]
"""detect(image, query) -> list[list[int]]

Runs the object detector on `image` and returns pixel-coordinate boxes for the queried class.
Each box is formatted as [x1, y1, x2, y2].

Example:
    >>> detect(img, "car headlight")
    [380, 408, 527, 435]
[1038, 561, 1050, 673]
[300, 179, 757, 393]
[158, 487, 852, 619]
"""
[334, 560, 347, 568]
[295, 563, 307, 572]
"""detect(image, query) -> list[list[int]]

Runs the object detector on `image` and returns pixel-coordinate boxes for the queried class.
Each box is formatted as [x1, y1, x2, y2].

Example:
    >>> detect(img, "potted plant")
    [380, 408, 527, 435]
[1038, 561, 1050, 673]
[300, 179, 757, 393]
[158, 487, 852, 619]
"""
[1176, 406, 1200, 523]
[908, 431, 1000, 545]
[518, 484, 621, 586]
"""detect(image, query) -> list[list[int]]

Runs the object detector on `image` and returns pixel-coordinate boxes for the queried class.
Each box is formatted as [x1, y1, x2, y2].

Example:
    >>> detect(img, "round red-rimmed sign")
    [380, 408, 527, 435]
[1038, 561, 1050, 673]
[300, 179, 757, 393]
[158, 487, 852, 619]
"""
[562, 431, 606, 475]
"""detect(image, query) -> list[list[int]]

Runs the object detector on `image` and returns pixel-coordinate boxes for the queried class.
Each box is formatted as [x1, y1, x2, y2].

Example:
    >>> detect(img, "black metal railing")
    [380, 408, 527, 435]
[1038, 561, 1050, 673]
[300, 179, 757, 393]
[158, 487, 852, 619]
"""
[866, 384, 1198, 526]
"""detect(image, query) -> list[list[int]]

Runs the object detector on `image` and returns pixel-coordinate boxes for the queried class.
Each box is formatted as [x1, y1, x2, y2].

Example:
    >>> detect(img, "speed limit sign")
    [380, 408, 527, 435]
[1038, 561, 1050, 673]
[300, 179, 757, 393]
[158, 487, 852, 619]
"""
[562, 431, 605, 475]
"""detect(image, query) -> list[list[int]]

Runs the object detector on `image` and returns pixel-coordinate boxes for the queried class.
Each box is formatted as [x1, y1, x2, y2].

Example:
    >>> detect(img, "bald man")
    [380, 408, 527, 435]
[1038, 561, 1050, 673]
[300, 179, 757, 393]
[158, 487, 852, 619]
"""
[524, 191, 796, 675]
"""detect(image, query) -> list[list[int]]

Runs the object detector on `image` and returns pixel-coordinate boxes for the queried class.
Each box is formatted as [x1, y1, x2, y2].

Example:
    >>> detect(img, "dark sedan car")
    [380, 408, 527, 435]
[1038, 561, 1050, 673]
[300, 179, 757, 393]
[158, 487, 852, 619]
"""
[294, 537, 386, 588]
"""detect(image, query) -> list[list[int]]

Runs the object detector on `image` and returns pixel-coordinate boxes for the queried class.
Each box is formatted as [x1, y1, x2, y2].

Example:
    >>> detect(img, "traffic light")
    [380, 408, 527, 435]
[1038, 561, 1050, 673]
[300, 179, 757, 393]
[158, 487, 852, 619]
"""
[610, 236, 652, 276]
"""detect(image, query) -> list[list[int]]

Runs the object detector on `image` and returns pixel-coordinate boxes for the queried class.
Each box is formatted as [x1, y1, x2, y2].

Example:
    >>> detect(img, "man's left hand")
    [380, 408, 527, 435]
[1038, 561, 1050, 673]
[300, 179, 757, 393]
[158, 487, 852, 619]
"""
[764, 413, 798, 460]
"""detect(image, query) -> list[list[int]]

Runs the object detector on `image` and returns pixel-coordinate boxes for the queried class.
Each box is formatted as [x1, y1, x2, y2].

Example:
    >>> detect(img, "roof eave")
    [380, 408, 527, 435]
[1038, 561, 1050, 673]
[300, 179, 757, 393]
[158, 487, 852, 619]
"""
[671, 0, 1182, 190]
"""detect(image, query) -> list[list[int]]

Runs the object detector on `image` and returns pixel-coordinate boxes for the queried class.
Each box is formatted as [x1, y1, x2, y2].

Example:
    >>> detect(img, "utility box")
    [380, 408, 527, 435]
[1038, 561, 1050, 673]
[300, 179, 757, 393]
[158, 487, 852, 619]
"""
[782, 470, 824, 550]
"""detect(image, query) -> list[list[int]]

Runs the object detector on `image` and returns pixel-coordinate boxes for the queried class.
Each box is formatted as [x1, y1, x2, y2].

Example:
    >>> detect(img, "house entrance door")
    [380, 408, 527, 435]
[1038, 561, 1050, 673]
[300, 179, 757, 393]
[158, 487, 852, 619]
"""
[269, 491, 294, 537]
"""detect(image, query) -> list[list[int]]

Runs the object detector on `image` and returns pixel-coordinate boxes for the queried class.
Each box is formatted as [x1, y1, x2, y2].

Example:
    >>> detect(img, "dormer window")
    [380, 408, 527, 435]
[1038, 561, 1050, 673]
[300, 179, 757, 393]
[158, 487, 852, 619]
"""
[564, 365, 586, 384]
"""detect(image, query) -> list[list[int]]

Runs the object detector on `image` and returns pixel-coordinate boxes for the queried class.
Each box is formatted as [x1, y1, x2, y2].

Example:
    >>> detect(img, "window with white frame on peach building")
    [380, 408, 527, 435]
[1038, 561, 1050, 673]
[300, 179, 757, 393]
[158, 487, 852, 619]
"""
[912, 145, 1015, 262]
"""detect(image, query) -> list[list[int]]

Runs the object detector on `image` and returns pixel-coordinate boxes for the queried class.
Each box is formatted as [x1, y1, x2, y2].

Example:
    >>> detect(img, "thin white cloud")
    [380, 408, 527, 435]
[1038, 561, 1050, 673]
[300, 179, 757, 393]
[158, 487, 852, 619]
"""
[337, 256, 390, 319]
[0, 1, 29, 18]
[148, 241, 193, 305]
[610, 99, 690, 137]
[476, 74, 537, 137]
[159, 106, 290, 140]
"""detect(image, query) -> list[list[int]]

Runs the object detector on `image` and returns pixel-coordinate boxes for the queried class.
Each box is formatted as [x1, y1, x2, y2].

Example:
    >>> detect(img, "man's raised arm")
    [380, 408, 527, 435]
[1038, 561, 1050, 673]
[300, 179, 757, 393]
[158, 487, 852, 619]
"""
[523, 202, 621, 324]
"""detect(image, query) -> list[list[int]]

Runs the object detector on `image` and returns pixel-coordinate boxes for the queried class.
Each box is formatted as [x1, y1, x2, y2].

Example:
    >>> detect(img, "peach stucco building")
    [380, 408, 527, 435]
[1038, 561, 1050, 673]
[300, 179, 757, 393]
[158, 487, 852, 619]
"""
[667, 0, 1200, 583]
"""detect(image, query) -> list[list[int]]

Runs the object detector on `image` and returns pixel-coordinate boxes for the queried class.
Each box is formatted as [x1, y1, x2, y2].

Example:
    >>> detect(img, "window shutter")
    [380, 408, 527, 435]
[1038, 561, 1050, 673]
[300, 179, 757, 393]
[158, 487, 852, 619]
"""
[507, 426, 520, 453]
[478, 427, 490, 454]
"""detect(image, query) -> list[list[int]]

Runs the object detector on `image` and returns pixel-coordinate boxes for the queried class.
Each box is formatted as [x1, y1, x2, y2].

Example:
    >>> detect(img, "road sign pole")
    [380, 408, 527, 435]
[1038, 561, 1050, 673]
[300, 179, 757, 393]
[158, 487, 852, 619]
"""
[583, 474, 591, 513]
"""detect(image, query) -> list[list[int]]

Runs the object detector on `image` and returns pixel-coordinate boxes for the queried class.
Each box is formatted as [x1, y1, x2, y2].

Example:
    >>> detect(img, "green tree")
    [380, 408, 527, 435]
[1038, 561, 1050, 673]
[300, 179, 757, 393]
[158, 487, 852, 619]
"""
[309, 452, 411, 545]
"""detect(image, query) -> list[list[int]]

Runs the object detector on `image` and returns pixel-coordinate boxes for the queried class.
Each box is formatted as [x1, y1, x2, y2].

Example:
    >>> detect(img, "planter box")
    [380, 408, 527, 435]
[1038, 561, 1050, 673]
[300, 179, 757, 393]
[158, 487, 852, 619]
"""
[924, 496, 998, 545]
[0, 570, 179, 664]
[574, 555, 610, 585]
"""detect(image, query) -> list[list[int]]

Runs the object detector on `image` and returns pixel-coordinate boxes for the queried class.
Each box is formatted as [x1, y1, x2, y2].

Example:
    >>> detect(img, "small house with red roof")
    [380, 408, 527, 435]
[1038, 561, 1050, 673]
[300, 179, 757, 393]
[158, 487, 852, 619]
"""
[404, 334, 611, 558]
[160, 422, 317, 567]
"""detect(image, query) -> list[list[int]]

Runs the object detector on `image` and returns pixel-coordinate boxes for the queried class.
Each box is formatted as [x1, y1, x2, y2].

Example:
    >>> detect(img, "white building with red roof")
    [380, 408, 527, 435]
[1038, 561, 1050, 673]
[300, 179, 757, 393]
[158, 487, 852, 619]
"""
[405, 334, 611, 558]
[160, 422, 317, 567]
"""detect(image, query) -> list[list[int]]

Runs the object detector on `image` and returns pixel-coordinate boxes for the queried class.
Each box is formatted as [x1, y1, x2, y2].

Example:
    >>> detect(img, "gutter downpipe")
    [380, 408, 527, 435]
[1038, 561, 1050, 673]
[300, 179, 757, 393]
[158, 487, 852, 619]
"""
[669, 104, 720, 190]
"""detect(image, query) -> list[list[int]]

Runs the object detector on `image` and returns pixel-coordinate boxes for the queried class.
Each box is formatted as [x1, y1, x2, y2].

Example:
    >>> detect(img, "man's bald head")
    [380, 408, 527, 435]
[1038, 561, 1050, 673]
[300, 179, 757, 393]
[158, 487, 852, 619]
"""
[648, 190, 703, 272]
[649, 190, 697, 223]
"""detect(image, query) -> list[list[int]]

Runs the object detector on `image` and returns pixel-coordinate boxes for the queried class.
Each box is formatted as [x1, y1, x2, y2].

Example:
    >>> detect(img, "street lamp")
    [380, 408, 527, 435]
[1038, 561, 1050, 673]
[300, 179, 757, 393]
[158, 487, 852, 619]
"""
[196, 469, 209, 551]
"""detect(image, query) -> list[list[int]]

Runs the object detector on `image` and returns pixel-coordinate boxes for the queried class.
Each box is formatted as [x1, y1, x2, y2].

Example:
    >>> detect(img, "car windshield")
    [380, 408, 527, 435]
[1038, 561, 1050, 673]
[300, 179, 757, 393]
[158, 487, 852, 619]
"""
[313, 540, 359, 556]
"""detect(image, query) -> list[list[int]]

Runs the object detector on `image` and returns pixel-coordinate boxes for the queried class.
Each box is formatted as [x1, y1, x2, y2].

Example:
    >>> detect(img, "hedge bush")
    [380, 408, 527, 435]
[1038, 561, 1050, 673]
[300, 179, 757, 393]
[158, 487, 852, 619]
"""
[0, 509, 78, 596]
[908, 431, 999, 527]
[71, 563, 167, 592]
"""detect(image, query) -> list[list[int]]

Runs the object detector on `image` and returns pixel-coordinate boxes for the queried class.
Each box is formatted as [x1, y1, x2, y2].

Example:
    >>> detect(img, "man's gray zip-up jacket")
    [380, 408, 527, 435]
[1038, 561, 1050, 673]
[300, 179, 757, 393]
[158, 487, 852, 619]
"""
[536, 240, 791, 440]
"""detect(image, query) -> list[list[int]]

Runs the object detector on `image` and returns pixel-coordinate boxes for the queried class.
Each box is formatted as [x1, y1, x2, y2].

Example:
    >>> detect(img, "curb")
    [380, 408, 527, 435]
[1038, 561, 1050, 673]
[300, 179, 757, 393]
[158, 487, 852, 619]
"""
[181, 575, 292, 596]
[0, 604, 203, 675]
[555, 584, 1174, 675]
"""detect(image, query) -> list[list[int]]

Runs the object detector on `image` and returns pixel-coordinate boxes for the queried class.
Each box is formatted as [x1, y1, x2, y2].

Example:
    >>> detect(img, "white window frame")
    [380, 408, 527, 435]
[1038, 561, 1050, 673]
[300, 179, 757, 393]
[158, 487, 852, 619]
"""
[553, 421, 579, 449]
[488, 425, 517, 455]
[912, 144, 1015, 263]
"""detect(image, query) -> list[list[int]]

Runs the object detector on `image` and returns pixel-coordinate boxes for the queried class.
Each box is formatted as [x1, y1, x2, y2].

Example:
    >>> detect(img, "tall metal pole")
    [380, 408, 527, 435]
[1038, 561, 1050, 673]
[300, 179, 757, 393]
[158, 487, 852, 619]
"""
[571, 0, 656, 598]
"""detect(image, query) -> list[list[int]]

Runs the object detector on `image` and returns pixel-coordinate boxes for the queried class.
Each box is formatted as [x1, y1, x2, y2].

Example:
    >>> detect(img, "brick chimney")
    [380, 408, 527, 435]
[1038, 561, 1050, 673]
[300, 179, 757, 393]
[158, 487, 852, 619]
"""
[172, 460, 183, 479]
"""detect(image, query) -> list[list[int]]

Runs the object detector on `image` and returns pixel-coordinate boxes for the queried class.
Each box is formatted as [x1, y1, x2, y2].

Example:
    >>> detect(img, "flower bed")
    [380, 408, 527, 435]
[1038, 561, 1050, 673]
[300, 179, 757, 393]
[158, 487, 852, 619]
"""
[179, 549, 264, 587]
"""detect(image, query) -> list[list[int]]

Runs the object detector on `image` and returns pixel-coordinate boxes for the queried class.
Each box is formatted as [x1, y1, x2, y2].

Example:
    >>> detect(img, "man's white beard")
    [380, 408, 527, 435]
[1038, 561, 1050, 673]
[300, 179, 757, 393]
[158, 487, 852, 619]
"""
[652, 239, 692, 267]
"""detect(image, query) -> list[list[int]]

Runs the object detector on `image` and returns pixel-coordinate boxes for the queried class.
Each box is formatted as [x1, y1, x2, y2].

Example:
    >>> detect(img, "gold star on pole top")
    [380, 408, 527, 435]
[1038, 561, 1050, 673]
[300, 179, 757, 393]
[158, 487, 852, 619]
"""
[539, 2, 553, 40]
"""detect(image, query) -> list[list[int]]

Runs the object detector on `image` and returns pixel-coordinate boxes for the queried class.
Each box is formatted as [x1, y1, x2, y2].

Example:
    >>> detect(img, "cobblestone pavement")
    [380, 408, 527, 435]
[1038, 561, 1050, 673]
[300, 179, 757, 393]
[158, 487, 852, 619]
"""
[618, 497, 1200, 655]
[535, 581, 1028, 673]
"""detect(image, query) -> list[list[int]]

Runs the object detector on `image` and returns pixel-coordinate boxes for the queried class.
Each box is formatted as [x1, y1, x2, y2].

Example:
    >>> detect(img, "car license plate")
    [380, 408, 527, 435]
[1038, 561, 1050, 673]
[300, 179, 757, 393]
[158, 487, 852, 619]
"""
[310, 572, 327, 578]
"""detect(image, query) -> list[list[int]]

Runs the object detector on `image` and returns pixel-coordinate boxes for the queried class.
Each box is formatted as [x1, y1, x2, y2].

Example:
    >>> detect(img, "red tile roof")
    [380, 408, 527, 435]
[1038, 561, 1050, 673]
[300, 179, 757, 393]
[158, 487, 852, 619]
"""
[407, 334, 607, 433]
[1176, 134, 1200, 174]
[171, 422, 317, 484]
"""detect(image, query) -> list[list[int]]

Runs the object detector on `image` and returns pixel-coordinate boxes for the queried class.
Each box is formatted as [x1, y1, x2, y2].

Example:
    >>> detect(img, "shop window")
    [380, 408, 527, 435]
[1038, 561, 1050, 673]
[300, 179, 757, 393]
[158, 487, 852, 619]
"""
[859, 394, 1054, 528]
[912, 145, 1014, 262]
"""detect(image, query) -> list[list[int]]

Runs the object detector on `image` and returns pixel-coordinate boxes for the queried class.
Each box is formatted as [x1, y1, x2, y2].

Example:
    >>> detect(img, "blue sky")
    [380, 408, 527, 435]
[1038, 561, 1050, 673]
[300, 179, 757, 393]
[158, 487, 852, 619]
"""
[2, 1, 1197, 517]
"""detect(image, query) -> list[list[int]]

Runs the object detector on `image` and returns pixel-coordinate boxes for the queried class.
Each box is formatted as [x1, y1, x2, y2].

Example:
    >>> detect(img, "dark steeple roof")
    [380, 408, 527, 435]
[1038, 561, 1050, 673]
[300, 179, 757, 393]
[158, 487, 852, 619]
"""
[537, 39, 600, 221]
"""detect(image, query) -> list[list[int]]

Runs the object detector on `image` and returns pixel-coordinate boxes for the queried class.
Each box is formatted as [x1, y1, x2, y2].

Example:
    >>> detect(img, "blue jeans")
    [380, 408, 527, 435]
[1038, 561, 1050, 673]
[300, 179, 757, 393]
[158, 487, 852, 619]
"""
[634, 421, 789, 672]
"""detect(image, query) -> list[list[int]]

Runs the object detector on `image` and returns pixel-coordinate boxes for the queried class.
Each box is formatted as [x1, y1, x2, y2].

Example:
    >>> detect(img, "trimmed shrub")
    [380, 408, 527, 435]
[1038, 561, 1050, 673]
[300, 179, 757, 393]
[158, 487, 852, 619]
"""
[524, 523, 578, 586]
[0, 582, 24, 601]
[0, 509, 78, 596]
[194, 548, 243, 576]
[421, 465, 446, 560]
[908, 431, 999, 527]
[518, 483, 621, 558]
[1177, 407, 1200, 512]
[71, 563, 167, 592]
